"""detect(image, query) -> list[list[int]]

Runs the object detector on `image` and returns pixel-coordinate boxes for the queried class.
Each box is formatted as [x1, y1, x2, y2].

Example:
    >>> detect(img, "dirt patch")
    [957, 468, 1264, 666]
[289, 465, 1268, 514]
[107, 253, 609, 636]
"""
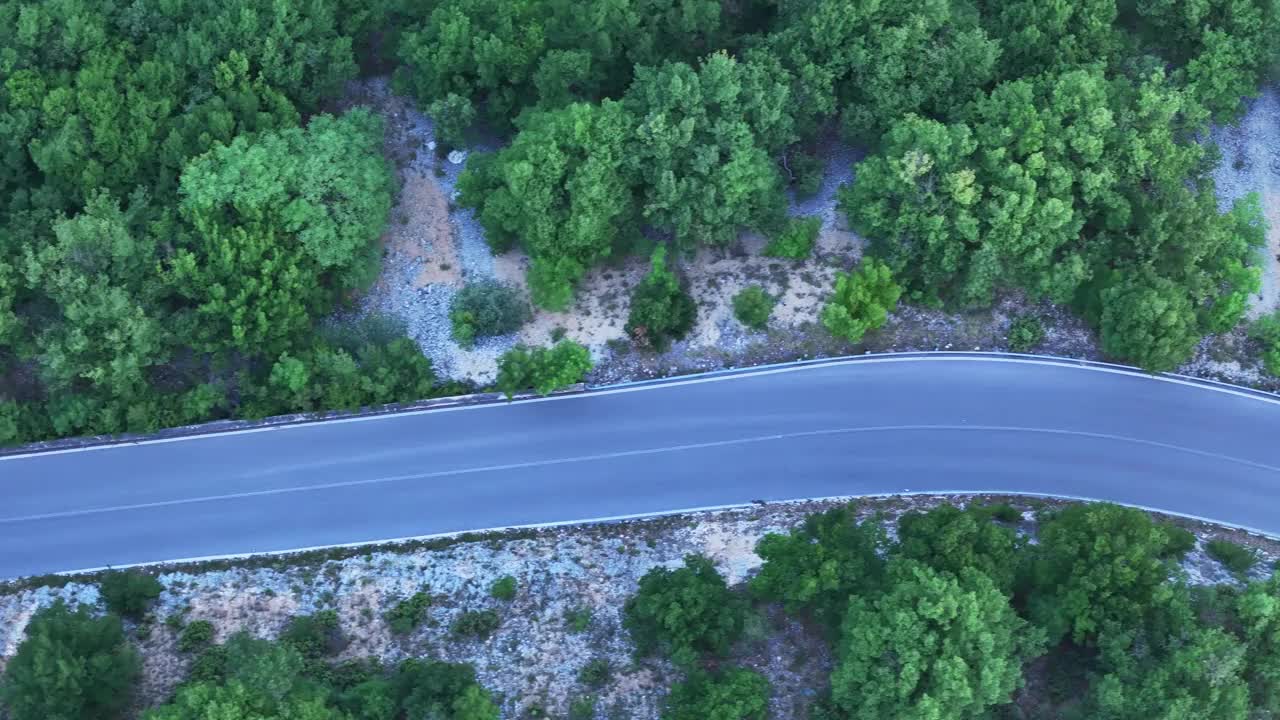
[378, 171, 461, 290]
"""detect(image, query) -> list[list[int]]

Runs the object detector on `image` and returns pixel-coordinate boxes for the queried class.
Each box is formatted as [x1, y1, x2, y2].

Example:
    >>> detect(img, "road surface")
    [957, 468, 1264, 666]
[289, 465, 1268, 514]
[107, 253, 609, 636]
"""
[3, 355, 1280, 579]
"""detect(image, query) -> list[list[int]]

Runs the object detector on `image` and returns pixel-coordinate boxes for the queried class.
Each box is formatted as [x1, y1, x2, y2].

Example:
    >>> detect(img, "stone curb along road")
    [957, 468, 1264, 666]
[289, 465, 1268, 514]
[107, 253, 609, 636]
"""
[3, 352, 1280, 579]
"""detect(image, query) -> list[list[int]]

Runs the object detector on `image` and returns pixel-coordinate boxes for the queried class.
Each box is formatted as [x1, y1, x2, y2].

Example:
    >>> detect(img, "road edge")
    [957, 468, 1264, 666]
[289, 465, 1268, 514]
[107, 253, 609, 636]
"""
[4, 490, 1275, 592]
[5, 351, 1280, 459]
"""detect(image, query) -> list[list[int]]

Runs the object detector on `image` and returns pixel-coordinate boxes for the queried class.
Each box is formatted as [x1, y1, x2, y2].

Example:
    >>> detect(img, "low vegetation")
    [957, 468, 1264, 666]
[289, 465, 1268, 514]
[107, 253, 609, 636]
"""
[1, 499, 1278, 719]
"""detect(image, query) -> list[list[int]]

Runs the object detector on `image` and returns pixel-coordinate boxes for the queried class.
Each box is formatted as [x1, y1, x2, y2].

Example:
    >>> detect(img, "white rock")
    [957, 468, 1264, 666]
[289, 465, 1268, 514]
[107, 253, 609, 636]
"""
[426, 140, 437, 151]
[448, 150, 466, 165]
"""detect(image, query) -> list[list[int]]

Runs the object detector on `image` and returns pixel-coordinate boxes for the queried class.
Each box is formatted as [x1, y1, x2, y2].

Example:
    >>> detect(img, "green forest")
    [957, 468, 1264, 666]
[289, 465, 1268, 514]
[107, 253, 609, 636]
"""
[4, 501, 1279, 719]
[2, 0, 1278, 445]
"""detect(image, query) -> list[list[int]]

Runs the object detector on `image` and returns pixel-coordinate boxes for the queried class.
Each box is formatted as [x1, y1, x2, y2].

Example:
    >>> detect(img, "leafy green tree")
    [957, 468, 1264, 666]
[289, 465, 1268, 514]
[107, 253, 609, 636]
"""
[624, 554, 746, 668]
[1026, 503, 1177, 644]
[1098, 273, 1199, 372]
[763, 216, 820, 259]
[1237, 576, 1280, 714]
[172, 109, 393, 356]
[393, 658, 497, 720]
[662, 668, 770, 720]
[625, 246, 697, 351]
[98, 570, 164, 620]
[459, 102, 634, 309]
[449, 281, 530, 347]
[428, 93, 476, 150]
[622, 53, 791, 248]
[894, 503, 1023, 593]
[495, 340, 592, 397]
[732, 286, 775, 330]
[1, 601, 140, 720]
[829, 560, 1043, 720]
[1090, 583, 1250, 720]
[821, 258, 901, 343]
[750, 505, 887, 629]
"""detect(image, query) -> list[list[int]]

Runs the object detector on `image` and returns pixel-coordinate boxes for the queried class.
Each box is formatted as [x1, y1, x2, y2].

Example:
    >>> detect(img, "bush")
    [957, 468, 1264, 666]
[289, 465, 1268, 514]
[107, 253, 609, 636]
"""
[1007, 315, 1045, 353]
[495, 340, 593, 397]
[764, 216, 821, 259]
[1250, 311, 1280, 376]
[986, 503, 1023, 523]
[790, 154, 825, 198]
[821, 258, 902, 343]
[565, 607, 593, 633]
[450, 281, 530, 348]
[1160, 524, 1198, 559]
[280, 610, 345, 659]
[452, 610, 501, 639]
[568, 694, 598, 720]
[385, 590, 433, 635]
[732, 286, 776, 330]
[178, 620, 215, 653]
[623, 554, 746, 668]
[0, 601, 140, 720]
[625, 246, 696, 351]
[187, 645, 229, 683]
[1207, 539, 1259, 575]
[489, 576, 517, 601]
[99, 570, 163, 620]
[578, 658, 612, 688]
[662, 668, 770, 720]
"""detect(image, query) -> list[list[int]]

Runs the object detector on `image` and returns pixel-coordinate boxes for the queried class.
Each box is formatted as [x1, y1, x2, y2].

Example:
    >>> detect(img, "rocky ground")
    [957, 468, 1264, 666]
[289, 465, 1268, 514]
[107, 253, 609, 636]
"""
[1, 495, 1275, 719]
[344, 79, 1280, 392]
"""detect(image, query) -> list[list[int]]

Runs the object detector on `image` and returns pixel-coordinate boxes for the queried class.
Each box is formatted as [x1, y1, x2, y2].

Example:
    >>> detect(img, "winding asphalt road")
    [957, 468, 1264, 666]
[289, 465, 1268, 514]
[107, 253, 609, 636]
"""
[3, 354, 1280, 579]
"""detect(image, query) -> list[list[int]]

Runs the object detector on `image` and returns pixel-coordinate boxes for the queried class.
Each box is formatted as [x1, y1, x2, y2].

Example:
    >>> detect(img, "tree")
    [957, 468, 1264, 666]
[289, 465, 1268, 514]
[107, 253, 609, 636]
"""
[1025, 503, 1177, 644]
[1237, 576, 1280, 714]
[1098, 273, 1199, 372]
[495, 340, 592, 397]
[829, 560, 1043, 720]
[894, 503, 1023, 593]
[624, 554, 746, 668]
[393, 659, 497, 720]
[763, 216, 820, 259]
[458, 102, 634, 309]
[625, 246, 697, 351]
[171, 109, 394, 357]
[1, 601, 140, 720]
[750, 505, 887, 629]
[732, 286, 775, 330]
[821, 258, 901, 343]
[662, 668, 770, 720]
[98, 570, 164, 620]
[622, 53, 790, 248]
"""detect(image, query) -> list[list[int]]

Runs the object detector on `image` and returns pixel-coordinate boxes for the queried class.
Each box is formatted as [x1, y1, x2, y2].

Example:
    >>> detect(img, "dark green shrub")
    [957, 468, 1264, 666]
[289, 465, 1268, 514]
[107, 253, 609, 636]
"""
[188, 645, 229, 683]
[178, 620, 215, 653]
[578, 658, 612, 688]
[564, 607, 593, 633]
[1160, 524, 1198, 559]
[99, 570, 164, 620]
[764, 216, 821, 259]
[790, 154, 825, 198]
[624, 554, 745, 668]
[732, 286, 776, 330]
[281, 610, 345, 658]
[568, 694, 598, 720]
[1250, 311, 1280, 376]
[1207, 539, 1258, 575]
[452, 610, 501, 639]
[625, 246, 696, 351]
[385, 590, 433, 635]
[495, 340, 593, 397]
[0, 601, 140, 720]
[662, 668, 770, 720]
[986, 503, 1023, 523]
[1007, 315, 1045, 353]
[489, 576, 517, 601]
[450, 281, 530, 347]
[392, 659, 498, 720]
